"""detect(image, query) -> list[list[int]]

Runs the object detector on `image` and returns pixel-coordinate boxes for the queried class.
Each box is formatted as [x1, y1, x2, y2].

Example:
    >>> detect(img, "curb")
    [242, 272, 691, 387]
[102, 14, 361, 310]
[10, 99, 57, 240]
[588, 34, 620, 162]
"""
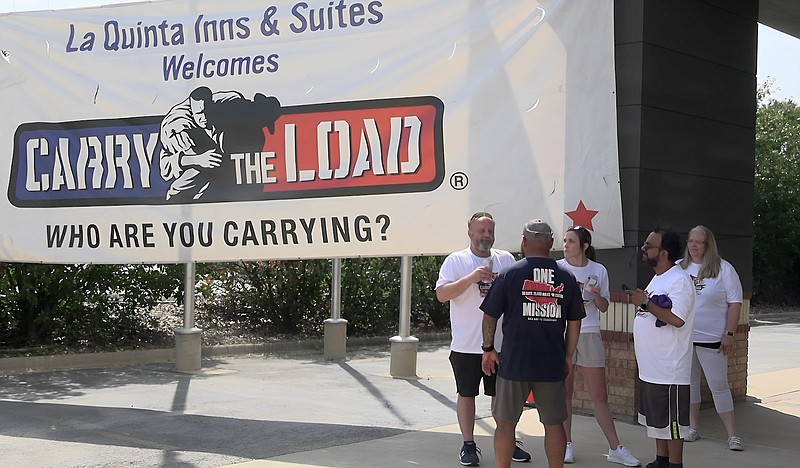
[749, 312, 800, 326]
[0, 332, 451, 374]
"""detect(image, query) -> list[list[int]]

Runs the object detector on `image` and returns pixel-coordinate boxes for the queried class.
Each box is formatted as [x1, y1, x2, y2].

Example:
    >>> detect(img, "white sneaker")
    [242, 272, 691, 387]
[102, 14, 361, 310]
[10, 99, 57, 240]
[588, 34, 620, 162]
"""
[684, 428, 700, 442]
[564, 441, 575, 464]
[607, 445, 641, 466]
[727, 436, 744, 451]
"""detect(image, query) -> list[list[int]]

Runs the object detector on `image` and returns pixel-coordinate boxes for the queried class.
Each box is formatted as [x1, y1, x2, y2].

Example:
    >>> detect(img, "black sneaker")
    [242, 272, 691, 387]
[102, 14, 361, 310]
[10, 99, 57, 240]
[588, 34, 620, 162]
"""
[512, 440, 532, 462]
[460, 441, 481, 466]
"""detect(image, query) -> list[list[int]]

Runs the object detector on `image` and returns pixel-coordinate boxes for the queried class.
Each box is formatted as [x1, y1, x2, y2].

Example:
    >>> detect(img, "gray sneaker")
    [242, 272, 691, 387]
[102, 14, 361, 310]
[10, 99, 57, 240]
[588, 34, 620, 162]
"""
[684, 428, 700, 442]
[727, 436, 744, 451]
[564, 441, 575, 463]
[607, 445, 641, 466]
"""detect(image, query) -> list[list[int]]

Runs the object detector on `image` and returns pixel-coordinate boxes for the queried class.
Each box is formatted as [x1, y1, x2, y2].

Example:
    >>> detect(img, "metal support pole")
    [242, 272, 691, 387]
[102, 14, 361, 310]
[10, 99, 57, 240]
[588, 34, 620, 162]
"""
[398, 255, 412, 337]
[331, 258, 342, 320]
[182, 261, 196, 330]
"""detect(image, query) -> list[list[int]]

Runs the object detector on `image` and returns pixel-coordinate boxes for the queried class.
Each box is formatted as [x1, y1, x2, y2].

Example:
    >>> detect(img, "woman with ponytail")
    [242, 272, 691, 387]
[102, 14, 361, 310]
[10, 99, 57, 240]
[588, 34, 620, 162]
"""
[556, 226, 641, 466]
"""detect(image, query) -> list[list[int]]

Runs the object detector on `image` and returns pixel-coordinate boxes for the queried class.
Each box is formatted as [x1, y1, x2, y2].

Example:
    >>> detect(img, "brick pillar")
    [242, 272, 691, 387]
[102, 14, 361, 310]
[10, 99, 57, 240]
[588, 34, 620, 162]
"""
[573, 299, 751, 421]
[729, 322, 750, 400]
[699, 301, 751, 407]
[571, 299, 640, 422]
[571, 330, 639, 422]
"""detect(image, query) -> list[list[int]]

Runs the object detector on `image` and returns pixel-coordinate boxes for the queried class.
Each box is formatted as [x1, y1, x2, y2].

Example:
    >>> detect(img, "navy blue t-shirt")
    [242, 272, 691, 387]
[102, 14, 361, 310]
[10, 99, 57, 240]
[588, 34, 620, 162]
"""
[480, 256, 585, 382]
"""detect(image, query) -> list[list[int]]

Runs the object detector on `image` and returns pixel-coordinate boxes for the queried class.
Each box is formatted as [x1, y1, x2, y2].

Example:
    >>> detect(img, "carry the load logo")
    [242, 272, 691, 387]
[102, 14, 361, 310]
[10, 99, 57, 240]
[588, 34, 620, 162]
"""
[9, 87, 445, 207]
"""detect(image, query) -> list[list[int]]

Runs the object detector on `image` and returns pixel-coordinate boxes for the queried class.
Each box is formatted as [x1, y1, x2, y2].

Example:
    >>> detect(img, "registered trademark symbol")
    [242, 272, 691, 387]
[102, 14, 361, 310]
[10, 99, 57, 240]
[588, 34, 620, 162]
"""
[450, 172, 468, 190]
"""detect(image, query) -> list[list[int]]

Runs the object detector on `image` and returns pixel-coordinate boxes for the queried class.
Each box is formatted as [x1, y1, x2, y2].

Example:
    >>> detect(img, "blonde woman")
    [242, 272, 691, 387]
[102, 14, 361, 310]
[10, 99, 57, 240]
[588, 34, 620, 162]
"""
[679, 225, 744, 451]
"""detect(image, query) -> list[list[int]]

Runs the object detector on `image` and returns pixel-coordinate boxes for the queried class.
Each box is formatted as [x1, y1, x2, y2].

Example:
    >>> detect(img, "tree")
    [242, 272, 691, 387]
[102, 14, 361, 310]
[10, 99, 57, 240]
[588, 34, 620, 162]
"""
[0, 264, 183, 350]
[195, 256, 449, 338]
[753, 80, 800, 303]
[196, 260, 331, 336]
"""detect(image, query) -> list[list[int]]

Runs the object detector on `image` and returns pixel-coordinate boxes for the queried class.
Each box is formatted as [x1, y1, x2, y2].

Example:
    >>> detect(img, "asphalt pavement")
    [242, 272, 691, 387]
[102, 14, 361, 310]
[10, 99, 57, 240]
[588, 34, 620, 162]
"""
[0, 317, 798, 467]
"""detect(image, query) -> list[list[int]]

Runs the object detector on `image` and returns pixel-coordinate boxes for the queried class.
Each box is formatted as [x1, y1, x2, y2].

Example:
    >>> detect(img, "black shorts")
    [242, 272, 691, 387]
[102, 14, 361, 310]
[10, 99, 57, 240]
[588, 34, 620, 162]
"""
[637, 380, 690, 440]
[449, 351, 496, 397]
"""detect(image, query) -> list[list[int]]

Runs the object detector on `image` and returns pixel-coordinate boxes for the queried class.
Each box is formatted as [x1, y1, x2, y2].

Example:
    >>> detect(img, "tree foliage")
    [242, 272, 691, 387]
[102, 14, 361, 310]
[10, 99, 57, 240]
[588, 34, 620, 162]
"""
[196, 260, 332, 336]
[0, 256, 449, 350]
[753, 80, 800, 303]
[195, 256, 448, 338]
[340, 256, 448, 336]
[0, 263, 183, 350]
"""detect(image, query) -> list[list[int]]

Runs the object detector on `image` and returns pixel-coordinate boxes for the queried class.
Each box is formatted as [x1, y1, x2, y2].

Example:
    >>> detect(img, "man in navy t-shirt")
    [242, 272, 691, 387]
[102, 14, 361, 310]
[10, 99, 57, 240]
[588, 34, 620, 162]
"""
[480, 219, 585, 468]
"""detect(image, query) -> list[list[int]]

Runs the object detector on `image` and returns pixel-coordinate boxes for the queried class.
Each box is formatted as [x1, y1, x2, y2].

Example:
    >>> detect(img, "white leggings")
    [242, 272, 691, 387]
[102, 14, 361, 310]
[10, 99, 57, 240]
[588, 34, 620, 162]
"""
[690, 345, 734, 413]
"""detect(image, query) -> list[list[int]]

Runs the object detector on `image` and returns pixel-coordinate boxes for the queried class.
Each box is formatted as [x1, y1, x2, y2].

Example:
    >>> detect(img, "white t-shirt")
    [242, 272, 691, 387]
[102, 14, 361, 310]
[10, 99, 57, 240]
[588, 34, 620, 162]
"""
[556, 258, 610, 334]
[436, 247, 516, 353]
[681, 259, 743, 343]
[633, 265, 696, 384]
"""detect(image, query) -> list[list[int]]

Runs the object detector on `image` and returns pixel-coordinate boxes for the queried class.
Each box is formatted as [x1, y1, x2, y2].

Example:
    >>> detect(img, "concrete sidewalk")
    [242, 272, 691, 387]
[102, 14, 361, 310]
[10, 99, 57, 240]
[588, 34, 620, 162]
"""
[0, 321, 798, 467]
[227, 328, 800, 468]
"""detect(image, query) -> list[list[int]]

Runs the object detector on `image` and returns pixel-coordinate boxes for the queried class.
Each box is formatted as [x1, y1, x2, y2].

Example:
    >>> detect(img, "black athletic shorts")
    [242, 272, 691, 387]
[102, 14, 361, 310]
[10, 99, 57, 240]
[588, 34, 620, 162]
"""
[449, 351, 496, 397]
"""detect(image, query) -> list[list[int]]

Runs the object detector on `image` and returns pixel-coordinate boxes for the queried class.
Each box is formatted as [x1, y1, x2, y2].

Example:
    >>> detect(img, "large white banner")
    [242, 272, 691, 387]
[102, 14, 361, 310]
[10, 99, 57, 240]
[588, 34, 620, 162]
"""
[0, 0, 622, 263]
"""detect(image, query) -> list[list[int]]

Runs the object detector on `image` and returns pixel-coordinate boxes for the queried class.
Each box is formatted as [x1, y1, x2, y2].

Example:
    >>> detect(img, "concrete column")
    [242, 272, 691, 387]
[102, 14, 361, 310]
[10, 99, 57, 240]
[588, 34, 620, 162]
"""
[324, 258, 348, 360]
[389, 335, 419, 378]
[390, 256, 418, 378]
[175, 327, 202, 372]
[324, 318, 348, 360]
[175, 262, 202, 372]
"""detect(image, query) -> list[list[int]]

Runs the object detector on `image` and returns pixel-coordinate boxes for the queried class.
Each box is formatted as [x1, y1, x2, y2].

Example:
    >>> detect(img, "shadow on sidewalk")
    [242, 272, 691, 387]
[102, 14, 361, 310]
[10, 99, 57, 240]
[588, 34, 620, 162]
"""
[0, 399, 406, 460]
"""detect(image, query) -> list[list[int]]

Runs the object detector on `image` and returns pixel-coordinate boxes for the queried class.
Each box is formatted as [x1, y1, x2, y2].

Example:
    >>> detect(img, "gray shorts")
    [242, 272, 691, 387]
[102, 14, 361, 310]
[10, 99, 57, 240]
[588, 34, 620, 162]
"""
[492, 376, 567, 425]
[572, 332, 606, 368]
[637, 380, 690, 439]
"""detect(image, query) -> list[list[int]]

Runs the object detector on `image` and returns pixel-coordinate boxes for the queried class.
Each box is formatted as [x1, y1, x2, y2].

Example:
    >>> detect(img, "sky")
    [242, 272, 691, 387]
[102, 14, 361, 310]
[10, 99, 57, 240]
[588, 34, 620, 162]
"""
[758, 24, 800, 102]
[1, 0, 799, 102]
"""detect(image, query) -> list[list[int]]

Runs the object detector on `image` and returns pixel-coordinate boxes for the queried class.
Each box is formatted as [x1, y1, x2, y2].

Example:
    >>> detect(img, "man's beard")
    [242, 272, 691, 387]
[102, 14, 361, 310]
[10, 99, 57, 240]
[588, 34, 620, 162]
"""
[475, 240, 493, 253]
[642, 254, 658, 268]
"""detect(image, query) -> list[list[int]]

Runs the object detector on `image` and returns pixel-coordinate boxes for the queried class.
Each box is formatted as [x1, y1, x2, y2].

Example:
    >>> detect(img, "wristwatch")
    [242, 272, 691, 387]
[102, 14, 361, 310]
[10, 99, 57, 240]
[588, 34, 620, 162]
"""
[726, 331, 735, 337]
[481, 344, 494, 352]
[641, 296, 650, 310]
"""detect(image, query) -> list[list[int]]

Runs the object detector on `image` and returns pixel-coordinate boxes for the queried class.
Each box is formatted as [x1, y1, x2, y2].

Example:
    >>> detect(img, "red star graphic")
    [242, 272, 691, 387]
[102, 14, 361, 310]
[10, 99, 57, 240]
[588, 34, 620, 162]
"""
[565, 200, 599, 231]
